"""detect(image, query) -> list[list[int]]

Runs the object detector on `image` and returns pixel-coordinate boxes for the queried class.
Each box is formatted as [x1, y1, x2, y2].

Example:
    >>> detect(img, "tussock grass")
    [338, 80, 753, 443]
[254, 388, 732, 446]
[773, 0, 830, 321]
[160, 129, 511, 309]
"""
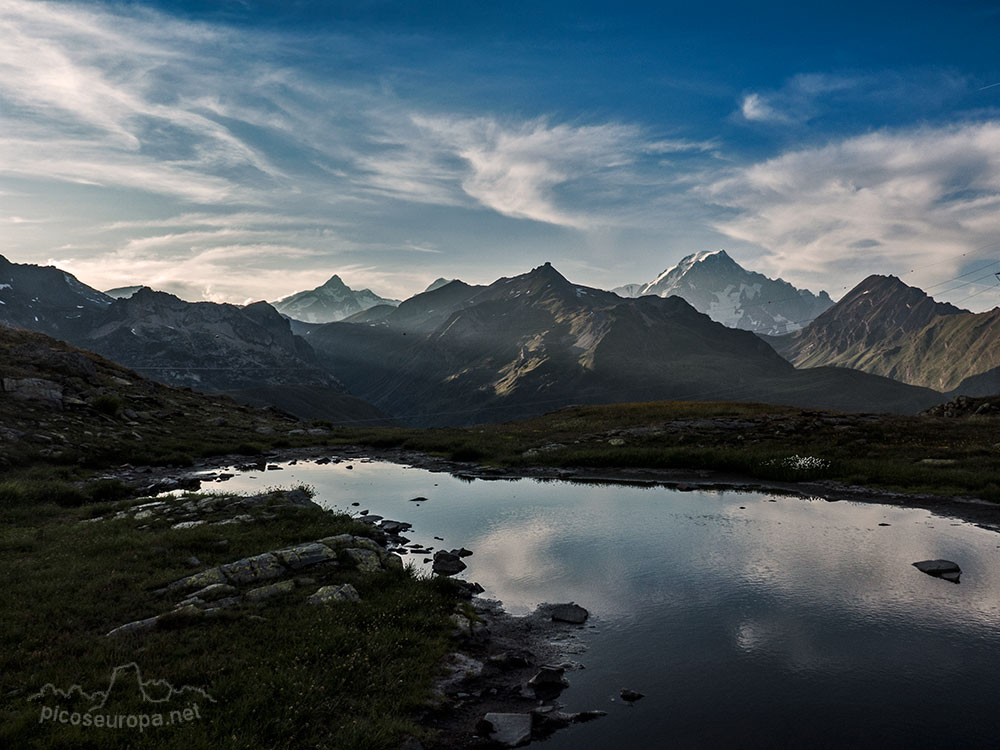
[0, 498, 457, 749]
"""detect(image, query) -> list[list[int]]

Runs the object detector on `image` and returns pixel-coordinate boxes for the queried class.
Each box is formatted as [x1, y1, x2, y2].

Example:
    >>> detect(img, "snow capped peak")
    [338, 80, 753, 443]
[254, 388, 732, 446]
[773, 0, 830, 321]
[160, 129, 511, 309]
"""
[648, 250, 732, 287]
[616, 250, 832, 335]
[273, 274, 400, 323]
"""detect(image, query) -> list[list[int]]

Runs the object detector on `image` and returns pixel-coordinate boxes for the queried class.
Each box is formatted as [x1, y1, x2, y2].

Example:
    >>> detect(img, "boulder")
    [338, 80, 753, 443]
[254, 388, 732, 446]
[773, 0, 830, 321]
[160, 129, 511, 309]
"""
[1, 377, 63, 407]
[307, 583, 360, 605]
[245, 580, 296, 602]
[432, 550, 467, 576]
[345, 548, 382, 574]
[349, 536, 384, 553]
[274, 542, 337, 570]
[550, 603, 589, 624]
[319, 533, 355, 549]
[913, 559, 962, 583]
[169, 567, 228, 591]
[478, 713, 532, 747]
[191, 583, 239, 602]
[220, 553, 285, 585]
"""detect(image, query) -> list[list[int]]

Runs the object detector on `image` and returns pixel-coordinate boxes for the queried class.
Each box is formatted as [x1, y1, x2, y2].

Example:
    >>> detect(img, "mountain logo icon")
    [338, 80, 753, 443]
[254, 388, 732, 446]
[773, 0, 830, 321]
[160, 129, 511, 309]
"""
[29, 662, 215, 713]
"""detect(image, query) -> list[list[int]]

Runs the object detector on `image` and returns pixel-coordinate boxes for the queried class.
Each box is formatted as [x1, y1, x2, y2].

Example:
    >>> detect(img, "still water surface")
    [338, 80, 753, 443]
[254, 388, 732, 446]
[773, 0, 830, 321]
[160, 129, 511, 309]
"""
[216, 458, 1000, 749]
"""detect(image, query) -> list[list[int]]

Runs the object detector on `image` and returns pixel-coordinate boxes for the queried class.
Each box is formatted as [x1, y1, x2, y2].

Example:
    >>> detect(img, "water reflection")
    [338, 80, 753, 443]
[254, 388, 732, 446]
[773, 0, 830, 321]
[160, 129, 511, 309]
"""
[215, 458, 1000, 748]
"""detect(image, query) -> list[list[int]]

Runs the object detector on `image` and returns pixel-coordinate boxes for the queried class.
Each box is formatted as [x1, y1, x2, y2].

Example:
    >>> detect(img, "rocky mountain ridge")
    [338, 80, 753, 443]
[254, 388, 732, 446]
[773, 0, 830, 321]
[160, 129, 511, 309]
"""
[614, 250, 833, 335]
[272, 274, 400, 324]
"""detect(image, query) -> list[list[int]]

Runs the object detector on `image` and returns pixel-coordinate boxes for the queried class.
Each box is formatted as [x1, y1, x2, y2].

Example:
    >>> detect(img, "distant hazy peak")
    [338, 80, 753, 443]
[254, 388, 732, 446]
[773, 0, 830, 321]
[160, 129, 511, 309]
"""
[272, 273, 400, 323]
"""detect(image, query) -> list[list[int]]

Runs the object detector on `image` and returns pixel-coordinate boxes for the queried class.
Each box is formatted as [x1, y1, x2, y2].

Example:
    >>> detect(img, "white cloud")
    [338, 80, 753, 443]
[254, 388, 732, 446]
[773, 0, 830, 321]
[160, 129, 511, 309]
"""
[741, 93, 792, 124]
[738, 71, 969, 127]
[705, 120, 1000, 306]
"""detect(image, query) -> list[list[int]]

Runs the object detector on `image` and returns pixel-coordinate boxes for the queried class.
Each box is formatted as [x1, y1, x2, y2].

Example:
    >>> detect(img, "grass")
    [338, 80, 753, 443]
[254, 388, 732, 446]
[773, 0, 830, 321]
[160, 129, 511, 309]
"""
[313, 400, 1000, 502]
[0, 491, 460, 749]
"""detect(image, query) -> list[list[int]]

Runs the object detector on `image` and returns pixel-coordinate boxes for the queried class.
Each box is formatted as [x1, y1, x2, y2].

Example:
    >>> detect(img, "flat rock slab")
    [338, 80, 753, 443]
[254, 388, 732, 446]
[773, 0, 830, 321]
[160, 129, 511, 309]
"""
[170, 567, 228, 591]
[245, 580, 296, 602]
[550, 603, 589, 624]
[480, 713, 532, 747]
[275, 542, 337, 570]
[913, 559, 961, 583]
[220, 553, 285, 585]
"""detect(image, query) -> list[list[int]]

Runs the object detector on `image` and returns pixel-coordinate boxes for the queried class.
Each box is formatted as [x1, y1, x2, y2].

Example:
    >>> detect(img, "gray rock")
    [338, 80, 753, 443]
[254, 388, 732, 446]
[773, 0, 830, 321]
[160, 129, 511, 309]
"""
[550, 603, 589, 624]
[274, 542, 337, 570]
[349, 536, 384, 553]
[245, 580, 296, 602]
[106, 616, 158, 638]
[220, 553, 285, 585]
[528, 665, 569, 689]
[190, 583, 238, 601]
[2, 377, 63, 407]
[432, 550, 467, 576]
[620, 688, 645, 702]
[171, 520, 205, 530]
[345, 548, 383, 573]
[380, 520, 412, 535]
[479, 713, 532, 747]
[319, 533, 356, 549]
[913, 559, 962, 583]
[307, 583, 361, 605]
[169, 567, 228, 591]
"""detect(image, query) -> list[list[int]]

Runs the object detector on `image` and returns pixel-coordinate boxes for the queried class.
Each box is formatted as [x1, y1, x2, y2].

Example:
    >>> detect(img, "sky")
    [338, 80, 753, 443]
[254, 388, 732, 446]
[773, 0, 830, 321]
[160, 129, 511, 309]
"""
[2, 0, 1000, 310]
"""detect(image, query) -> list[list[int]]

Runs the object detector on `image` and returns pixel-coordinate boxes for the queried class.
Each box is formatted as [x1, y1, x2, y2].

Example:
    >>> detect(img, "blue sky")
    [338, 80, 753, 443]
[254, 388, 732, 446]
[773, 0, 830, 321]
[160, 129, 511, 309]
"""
[2, 0, 1000, 309]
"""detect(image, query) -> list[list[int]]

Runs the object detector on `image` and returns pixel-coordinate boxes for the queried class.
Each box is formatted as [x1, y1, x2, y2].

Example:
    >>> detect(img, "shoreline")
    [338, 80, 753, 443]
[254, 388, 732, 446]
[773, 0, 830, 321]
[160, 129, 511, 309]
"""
[111, 443, 1000, 534]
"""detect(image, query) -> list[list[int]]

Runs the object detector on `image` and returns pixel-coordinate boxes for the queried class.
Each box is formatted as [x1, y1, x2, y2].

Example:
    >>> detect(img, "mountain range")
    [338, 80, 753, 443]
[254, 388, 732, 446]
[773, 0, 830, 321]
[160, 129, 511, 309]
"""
[271, 275, 399, 324]
[0, 257, 390, 425]
[768, 274, 1000, 393]
[300, 262, 937, 425]
[2, 252, 997, 427]
[614, 250, 833, 335]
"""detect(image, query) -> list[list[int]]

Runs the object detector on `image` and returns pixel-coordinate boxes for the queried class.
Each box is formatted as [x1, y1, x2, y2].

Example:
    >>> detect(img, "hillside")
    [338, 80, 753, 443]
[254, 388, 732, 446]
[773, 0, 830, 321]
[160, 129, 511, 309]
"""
[0, 325, 315, 469]
[774, 275, 1000, 392]
[306, 263, 940, 426]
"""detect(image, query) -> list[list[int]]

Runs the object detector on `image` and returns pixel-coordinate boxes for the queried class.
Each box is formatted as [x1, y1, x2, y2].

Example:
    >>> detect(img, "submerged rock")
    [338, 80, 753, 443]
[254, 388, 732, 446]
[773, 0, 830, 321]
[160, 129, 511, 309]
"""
[432, 550, 467, 576]
[550, 603, 589, 624]
[913, 559, 962, 583]
[620, 688, 645, 702]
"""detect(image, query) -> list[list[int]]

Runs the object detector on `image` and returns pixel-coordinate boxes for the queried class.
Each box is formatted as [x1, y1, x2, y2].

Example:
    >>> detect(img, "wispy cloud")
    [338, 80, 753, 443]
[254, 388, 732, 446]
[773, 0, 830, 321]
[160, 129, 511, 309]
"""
[1, 0, 713, 300]
[740, 93, 793, 124]
[705, 121, 1000, 304]
[737, 71, 969, 127]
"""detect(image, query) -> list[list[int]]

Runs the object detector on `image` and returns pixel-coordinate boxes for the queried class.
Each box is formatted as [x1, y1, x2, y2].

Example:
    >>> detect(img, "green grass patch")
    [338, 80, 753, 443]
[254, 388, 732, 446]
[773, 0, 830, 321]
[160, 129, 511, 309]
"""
[0, 496, 459, 749]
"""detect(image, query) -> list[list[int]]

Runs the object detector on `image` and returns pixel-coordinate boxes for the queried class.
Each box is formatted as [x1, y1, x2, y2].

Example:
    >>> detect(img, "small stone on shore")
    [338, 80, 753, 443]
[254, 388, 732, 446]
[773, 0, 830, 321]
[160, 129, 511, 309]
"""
[550, 602, 589, 624]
